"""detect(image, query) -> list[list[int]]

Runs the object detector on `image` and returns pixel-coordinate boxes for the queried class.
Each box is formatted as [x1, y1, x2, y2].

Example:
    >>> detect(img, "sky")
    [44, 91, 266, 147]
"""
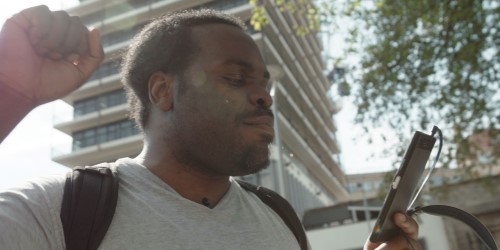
[0, 1, 397, 190]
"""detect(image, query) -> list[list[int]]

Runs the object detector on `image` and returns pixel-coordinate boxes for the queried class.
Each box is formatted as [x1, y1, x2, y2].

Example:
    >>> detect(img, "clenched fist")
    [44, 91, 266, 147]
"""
[0, 5, 104, 105]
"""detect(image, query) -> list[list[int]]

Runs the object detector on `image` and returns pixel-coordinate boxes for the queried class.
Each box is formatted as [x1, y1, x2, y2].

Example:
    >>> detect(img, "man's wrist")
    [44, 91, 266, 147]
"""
[0, 81, 36, 142]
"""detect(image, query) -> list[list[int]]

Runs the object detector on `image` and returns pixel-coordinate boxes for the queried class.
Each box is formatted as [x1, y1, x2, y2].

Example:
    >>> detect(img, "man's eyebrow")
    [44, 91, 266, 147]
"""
[222, 59, 270, 80]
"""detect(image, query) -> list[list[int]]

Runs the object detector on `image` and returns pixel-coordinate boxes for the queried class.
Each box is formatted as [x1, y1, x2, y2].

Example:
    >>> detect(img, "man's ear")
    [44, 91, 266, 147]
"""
[148, 71, 175, 111]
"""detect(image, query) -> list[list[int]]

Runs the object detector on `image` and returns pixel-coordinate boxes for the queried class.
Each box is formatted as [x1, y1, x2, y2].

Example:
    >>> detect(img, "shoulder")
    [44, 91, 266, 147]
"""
[0, 173, 67, 205]
[233, 179, 308, 250]
[231, 179, 295, 221]
[0, 173, 67, 249]
[233, 179, 287, 204]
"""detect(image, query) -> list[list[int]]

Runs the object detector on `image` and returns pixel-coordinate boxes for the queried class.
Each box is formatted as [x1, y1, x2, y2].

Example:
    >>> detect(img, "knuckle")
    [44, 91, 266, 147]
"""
[53, 10, 71, 20]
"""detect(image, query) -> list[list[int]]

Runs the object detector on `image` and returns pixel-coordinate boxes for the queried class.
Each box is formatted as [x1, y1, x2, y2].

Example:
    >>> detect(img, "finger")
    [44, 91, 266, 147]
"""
[75, 28, 104, 79]
[405, 237, 421, 250]
[72, 33, 89, 56]
[35, 11, 71, 59]
[364, 239, 382, 250]
[10, 5, 52, 47]
[394, 213, 419, 240]
[374, 236, 418, 250]
[59, 16, 88, 55]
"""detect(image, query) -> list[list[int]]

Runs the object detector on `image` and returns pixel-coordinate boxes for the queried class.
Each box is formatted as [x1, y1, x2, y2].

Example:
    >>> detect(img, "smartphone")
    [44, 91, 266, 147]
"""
[369, 130, 436, 242]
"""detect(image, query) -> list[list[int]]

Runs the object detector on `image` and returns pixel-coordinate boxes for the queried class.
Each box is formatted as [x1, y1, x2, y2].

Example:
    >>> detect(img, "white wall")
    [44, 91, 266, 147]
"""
[307, 214, 450, 250]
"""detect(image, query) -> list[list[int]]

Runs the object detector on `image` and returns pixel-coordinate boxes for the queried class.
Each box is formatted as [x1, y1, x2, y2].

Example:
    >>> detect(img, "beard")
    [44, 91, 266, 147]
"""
[168, 120, 272, 177]
[236, 134, 273, 175]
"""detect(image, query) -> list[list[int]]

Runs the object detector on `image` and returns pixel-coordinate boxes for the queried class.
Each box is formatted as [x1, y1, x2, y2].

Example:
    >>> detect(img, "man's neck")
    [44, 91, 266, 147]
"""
[134, 146, 230, 208]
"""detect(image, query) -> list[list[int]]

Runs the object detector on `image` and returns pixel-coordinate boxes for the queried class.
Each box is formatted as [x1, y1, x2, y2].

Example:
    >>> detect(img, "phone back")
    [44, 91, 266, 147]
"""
[369, 131, 436, 242]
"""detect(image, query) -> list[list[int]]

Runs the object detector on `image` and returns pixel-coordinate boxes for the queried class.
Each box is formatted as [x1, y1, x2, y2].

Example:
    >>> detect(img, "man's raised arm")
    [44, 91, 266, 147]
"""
[0, 5, 103, 142]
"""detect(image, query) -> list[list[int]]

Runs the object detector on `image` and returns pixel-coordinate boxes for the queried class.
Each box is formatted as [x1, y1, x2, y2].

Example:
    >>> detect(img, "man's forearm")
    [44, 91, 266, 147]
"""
[0, 82, 35, 143]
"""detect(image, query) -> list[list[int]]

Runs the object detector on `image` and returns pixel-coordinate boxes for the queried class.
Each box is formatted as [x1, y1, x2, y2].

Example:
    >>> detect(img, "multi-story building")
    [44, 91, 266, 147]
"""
[52, 0, 349, 216]
[344, 165, 500, 203]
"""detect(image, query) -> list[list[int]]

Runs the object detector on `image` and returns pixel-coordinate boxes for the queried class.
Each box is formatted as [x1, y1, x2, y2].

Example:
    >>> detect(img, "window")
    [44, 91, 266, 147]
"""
[96, 127, 107, 144]
[72, 120, 140, 150]
[74, 89, 126, 118]
[346, 183, 358, 193]
[363, 182, 373, 191]
[101, 24, 144, 47]
[87, 60, 120, 82]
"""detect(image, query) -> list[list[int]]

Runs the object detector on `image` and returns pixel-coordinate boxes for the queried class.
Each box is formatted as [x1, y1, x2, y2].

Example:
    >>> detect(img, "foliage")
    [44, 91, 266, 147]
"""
[249, 0, 329, 35]
[250, 0, 500, 175]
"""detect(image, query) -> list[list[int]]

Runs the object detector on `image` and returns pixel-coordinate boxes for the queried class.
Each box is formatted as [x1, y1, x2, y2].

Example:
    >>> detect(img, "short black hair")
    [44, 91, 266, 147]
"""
[121, 9, 246, 131]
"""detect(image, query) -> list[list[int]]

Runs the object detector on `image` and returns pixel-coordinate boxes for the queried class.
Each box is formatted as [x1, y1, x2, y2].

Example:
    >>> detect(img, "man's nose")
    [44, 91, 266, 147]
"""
[249, 86, 273, 108]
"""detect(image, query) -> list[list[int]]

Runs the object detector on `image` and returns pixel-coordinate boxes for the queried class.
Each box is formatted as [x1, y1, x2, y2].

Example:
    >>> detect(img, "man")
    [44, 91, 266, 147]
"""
[0, 5, 420, 250]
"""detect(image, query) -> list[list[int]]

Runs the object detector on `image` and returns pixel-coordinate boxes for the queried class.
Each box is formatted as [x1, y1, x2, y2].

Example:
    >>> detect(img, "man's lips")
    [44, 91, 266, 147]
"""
[242, 116, 274, 135]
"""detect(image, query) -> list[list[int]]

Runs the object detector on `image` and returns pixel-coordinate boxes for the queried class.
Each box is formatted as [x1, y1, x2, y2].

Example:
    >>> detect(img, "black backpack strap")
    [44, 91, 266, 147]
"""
[236, 179, 308, 250]
[60, 164, 119, 250]
[408, 205, 498, 250]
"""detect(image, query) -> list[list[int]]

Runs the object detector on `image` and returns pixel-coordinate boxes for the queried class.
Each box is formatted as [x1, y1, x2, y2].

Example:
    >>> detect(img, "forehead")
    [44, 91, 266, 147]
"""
[190, 24, 265, 68]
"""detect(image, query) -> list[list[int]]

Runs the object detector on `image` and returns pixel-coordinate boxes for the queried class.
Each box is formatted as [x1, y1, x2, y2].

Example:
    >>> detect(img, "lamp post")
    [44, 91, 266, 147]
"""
[267, 64, 286, 197]
[358, 182, 372, 231]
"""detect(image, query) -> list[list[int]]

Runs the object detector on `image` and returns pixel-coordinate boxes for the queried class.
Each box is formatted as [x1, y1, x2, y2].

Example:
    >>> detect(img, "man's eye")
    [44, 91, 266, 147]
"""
[223, 75, 246, 85]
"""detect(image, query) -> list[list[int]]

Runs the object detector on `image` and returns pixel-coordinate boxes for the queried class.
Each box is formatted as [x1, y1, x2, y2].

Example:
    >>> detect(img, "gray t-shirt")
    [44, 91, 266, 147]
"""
[0, 158, 301, 249]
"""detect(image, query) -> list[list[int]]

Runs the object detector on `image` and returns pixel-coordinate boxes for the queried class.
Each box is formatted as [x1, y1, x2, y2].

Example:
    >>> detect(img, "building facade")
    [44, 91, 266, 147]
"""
[312, 167, 500, 249]
[52, 0, 348, 217]
[432, 175, 500, 250]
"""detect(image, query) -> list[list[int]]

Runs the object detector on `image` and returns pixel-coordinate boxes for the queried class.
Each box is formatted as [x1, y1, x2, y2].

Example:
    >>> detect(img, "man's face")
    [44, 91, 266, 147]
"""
[168, 23, 274, 177]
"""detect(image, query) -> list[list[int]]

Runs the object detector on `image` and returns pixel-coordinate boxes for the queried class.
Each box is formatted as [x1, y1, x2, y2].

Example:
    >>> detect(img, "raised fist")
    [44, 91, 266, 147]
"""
[0, 5, 104, 105]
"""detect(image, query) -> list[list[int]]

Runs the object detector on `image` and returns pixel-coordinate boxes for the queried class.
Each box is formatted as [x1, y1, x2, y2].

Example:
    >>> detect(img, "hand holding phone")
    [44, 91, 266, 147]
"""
[369, 130, 436, 242]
